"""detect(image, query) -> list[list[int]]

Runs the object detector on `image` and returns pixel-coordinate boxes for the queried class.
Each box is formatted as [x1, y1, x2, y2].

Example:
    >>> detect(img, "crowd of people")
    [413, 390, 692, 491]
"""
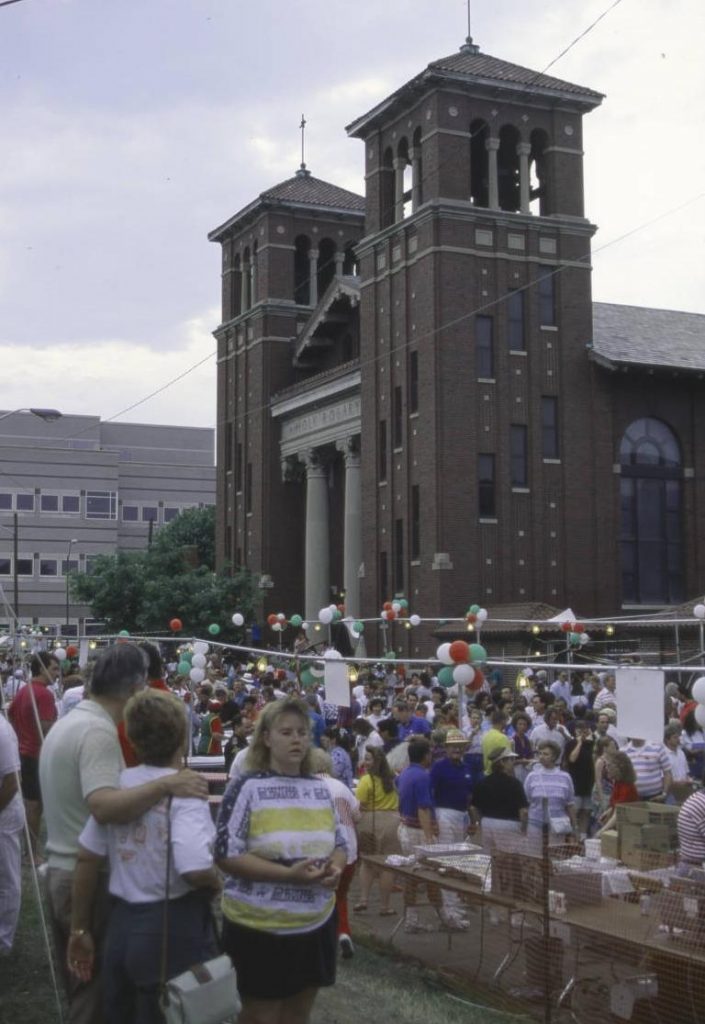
[1, 643, 704, 1023]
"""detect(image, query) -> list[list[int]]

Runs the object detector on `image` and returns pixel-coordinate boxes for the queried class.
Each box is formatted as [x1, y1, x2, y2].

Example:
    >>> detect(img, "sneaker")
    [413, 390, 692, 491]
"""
[403, 920, 435, 934]
[338, 934, 354, 959]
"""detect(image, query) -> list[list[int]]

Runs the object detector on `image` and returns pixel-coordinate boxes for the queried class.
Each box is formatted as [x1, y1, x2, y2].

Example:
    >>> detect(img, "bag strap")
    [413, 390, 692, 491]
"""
[159, 794, 173, 996]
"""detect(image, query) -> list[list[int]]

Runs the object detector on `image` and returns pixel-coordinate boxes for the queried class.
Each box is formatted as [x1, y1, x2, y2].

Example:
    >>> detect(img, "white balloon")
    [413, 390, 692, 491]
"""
[324, 647, 343, 660]
[436, 642, 453, 665]
[277, 612, 286, 622]
[381, 610, 389, 621]
[453, 664, 475, 686]
[695, 704, 705, 730]
[231, 612, 244, 627]
[694, 604, 705, 620]
[301, 622, 309, 631]
[579, 633, 590, 645]
[392, 601, 402, 613]
[272, 622, 282, 632]
[691, 677, 705, 704]
[193, 641, 209, 656]
[328, 604, 338, 614]
[54, 647, 67, 661]
[192, 653, 207, 669]
[310, 662, 325, 678]
[189, 667, 205, 684]
[319, 607, 333, 625]
[409, 614, 421, 627]
[476, 608, 488, 623]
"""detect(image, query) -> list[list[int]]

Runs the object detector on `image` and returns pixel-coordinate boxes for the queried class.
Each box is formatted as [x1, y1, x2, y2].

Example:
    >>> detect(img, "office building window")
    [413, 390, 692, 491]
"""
[510, 425, 528, 487]
[85, 555, 99, 575]
[16, 493, 34, 512]
[508, 290, 525, 350]
[476, 315, 494, 378]
[62, 494, 80, 514]
[41, 494, 59, 513]
[86, 491, 117, 520]
[39, 558, 59, 577]
[538, 266, 556, 326]
[394, 518, 404, 590]
[61, 559, 79, 575]
[245, 463, 253, 514]
[163, 506, 180, 523]
[393, 387, 403, 449]
[0, 493, 11, 511]
[409, 351, 419, 414]
[122, 505, 139, 522]
[542, 396, 559, 458]
[411, 485, 420, 560]
[236, 443, 243, 492]
[478, 454, 496, 517]
[378, 420, 387, 482]
[141, 506, 158, 523]
[0, 558, 10, 576]
[17, 557, 33, 577]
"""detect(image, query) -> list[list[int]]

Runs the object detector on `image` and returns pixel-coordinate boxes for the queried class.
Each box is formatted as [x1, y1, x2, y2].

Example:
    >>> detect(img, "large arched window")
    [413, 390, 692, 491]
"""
[620, 418, 684, 605]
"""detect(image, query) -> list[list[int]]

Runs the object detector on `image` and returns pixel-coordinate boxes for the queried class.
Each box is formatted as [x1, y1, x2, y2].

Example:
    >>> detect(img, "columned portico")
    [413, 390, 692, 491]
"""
[298, 449, 330, 623]
[335, 436, 362, 619]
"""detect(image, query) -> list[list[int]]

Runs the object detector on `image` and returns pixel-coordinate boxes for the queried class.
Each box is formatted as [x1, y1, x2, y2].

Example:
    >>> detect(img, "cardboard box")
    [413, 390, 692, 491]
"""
[551, 869, 603, 908]
[600, 830, 620, 859]
[616, 804, 650, 826]
[620, 848, 676, 871]
[620, 823, 645, 856]
[639, 824, 675, 852]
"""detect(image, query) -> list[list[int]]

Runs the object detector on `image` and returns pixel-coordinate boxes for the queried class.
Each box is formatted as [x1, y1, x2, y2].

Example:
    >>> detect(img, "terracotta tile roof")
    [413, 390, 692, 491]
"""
[590, 302, 705, 373]
[260, 173, 365, 211]
[428, 49, 603, 102]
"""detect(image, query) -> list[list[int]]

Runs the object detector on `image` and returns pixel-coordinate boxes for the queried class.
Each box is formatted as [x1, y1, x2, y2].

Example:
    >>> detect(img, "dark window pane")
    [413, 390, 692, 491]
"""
[0, 558, 10, 576]
[41, 494, 59, 512]
[620, 417, 681, 470]
[378, 421, 387, 482]
[379, 551, 388, 607]
[538, 266, 556, 326]
[62, 495, 80, 513]
[0, 494, 11, 511]
[86, 491, 116, 519]
[40, 559, 58, 576]
[409, 351, 419, 414]
[541, 397, 559, 459]
[393, 387, 403, 448]
[476, 315, 494, 378]
[16, 493, 34, 512]
[510, 425, 528, 487]
[245, 463, 252, 513]
[394, 518, 404, 590]
[235, 443, 243, 492]
[163, 507, 179, 523]
[508, 291, 525, 350]
[17, 558, 33, 576]
[122, 505, 139, 522]
[411, 485, 420, 560]
[61, 559, 79, 575]
[141, 506, 158, 522]
[478, 454, 496, 517]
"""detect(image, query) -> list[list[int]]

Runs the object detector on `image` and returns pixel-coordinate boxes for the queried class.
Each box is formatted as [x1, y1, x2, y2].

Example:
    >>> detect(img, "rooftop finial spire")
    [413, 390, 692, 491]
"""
[460, 0, 479, 54]
[296, 114, 311, 178]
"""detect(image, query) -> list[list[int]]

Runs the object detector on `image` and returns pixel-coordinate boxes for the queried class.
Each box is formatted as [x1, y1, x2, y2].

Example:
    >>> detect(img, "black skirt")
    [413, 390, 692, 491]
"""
[221, 911, 337, 1000]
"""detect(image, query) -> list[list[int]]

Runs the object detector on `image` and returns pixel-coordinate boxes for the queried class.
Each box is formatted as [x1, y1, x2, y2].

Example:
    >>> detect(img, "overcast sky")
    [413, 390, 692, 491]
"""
[1, 0, 703, 430]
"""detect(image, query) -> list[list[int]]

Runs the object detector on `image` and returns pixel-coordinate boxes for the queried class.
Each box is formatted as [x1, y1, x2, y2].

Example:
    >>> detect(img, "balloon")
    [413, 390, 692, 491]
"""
[118, 630, 130, 637]
[319, 607, 333, 625]
[231, 612, 244, 627]
[352, 620, 364, 634]
[62, 659, 72, 671]
[66, 645, 78, 658]
[579, 633, 590, 645]
[267, 613, 278, 626]
[301, 622, 309, 631]
[466, 613, 477, 624]
[469, 643, 488, 664]
[574, 623, 585, 633]
[328, 604, 338, 614]
[438, 666, 455, 688]
[436, 643, 453, 665]
[694, 604, 705, 620]
[399, 599, 409, 609]
[181, 650, 193, 662]
[696, 705, 705, 730]
[386, 609, 397, 620]
[333, 609, 342, 621]
[449, 640, 470, 663]
[392, 601, 401, 613]
[300, 668, 314, 688]
[385, 650, 396, 660]
[309, 662, 325, 679]
[193, 641, 209, 655]
[381, 610, 389, 621]
[189, 667, 205, 684]
[177, 660, 191, 675]
[54, 647, 67, 661]
[691, 677, 705, 704]
[272, 622, 282, 632]
[169, 618, 183, 632]
[324, 648, 343, 660]
[192, 653, 207, 669]
[470, 668, 485, 691]
[208, 623, 221, 635]
[290, 614, 303, 628]
[409, 614, 421, 627]
[476, 608, 488, 623]
[469, 604, 480, 615]
[453, 664, 475, 686]
[277, 612, 286, 622]
[383, 601, 393, 611]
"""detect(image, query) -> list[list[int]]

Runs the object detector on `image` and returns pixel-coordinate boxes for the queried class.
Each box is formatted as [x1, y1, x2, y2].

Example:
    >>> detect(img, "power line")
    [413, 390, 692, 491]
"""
[540, 0, 626, 76]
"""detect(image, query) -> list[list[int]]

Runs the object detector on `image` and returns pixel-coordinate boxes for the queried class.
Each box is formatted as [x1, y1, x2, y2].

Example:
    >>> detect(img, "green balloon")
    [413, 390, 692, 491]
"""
[208, 623, 221, 635]
[300, 668, 314, 688]
[118, 629, 130, 637]
[469, 604, 481, 615]
[438, 666, 455, 688]
[177, 660, 191, 675]
[399, 598, 409, 609]
[352, 621, 364, 634]
[333, 609, 342, 621]
[181, 650, 193, 662]
[469, 643, 487, 664]
[569, 632, 580, 646]
[385, 650, 396, 660]
[62, 659, 72, 671]
[290, 614, 303, 628]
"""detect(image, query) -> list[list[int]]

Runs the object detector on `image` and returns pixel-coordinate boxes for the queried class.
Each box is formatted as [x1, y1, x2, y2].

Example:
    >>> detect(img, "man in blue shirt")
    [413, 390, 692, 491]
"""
[396, 738, 442, 932]
[429, 729, 472, 929]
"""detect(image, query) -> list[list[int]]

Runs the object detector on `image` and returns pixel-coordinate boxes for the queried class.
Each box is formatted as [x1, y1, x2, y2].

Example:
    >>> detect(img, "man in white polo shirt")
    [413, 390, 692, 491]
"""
[623, 737, 673, 800]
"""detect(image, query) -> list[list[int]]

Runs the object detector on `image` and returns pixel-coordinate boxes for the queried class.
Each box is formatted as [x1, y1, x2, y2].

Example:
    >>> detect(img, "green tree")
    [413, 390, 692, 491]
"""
[70, 507, 256, 635]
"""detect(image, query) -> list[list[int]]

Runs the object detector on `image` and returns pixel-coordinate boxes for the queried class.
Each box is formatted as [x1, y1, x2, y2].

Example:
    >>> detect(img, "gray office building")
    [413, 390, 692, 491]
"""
[0, 411, 215, 634]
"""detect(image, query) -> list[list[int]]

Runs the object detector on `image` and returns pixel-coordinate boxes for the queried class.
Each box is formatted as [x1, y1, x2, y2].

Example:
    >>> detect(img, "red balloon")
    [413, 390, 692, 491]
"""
[66, 645, 78, 659]
[469, 668, 485, 691]
[386, 609, 397, 620]
[383, 601, 393, 611]
[449, 640, 470, 663]
[574, 623, 585, 633]
[466, 613, 477, 624]
[560, 622, 572, 633]
[169, 618, 183, 632]
[267, 613, 278, 626]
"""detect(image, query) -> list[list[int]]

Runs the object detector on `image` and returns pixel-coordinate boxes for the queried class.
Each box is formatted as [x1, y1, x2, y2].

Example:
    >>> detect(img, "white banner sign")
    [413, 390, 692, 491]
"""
[324, 659, 350, 707]
[616, 668, 664, 742]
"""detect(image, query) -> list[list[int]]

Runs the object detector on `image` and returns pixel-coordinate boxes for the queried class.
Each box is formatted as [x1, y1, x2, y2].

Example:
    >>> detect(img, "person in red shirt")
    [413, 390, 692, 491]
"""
[597, 751, 639, 835]
[117, 642, 169, 766]
[8, 651, 59, 860]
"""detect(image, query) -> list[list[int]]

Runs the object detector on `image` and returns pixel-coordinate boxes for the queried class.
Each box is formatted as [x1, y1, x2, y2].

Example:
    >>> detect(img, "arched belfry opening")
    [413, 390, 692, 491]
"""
[294, 235, 311, 305]
[469, 119, 490, 207]
[498, 125, 521, 212]
[530, 129, 549, 216]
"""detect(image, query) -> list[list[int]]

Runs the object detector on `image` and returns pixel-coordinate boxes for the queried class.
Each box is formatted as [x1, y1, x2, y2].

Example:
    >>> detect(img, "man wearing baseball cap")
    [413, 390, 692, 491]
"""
[429, 729, 474, 930]
[471, 747, 528, 851]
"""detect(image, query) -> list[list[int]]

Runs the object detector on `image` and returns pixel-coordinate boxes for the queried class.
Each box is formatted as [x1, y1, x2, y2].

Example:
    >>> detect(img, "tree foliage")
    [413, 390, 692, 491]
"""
[70, 507, 256, 636]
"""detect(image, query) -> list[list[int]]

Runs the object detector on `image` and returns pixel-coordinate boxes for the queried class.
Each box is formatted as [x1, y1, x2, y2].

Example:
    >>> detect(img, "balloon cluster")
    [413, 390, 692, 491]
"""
[318, 604, 345, 625]
[380, 598, 408, 621]
[691, 677, 705, 728]
[267, 612, 289, 633]
[183, 640, 209, 685]
[560, 621, 589, 647]
[465, 603, 488, 626]
[435, 639, 488, 690]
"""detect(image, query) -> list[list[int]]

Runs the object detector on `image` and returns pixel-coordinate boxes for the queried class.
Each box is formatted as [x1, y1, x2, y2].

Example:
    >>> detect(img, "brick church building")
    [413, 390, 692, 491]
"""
[209, 36, 705, 653]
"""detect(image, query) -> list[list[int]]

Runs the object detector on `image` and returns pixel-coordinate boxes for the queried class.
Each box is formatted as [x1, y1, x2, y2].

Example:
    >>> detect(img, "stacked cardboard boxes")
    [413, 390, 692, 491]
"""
[608, 802, 679, 869]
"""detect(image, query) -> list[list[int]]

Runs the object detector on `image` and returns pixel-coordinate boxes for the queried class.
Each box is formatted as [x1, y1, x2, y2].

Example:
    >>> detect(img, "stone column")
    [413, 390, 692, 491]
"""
[335, 437, 362, 619]
[410, 147, 422, 211]
[308, 248, 319, 306]
[299, 449, 329, 624]
[486, 137, 500, 211]
[393, 158, 406, 222]
[517, 141, 531, 214]
[334, 251, 345, 279]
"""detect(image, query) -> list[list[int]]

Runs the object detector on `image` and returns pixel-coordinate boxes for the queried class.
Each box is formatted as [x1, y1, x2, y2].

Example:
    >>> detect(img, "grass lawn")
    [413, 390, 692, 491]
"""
[1, 865, 527, 1024]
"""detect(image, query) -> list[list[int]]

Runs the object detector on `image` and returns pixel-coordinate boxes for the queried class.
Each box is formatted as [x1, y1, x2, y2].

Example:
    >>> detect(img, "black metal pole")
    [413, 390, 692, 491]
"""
[542, 795, 551, 1024]
[13, 511, 18, 627]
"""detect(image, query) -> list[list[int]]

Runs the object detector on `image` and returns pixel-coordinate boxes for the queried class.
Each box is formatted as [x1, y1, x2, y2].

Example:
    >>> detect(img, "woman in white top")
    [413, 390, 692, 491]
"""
[67, 689, 221, 1024]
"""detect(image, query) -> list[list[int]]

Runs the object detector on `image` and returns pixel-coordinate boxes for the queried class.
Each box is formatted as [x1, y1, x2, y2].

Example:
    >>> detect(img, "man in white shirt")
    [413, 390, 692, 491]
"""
[530, 707, 571, 753]
[0, 714, 24, 955]
[593, 673, 617, 712]
[549, 672, 572, 705]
